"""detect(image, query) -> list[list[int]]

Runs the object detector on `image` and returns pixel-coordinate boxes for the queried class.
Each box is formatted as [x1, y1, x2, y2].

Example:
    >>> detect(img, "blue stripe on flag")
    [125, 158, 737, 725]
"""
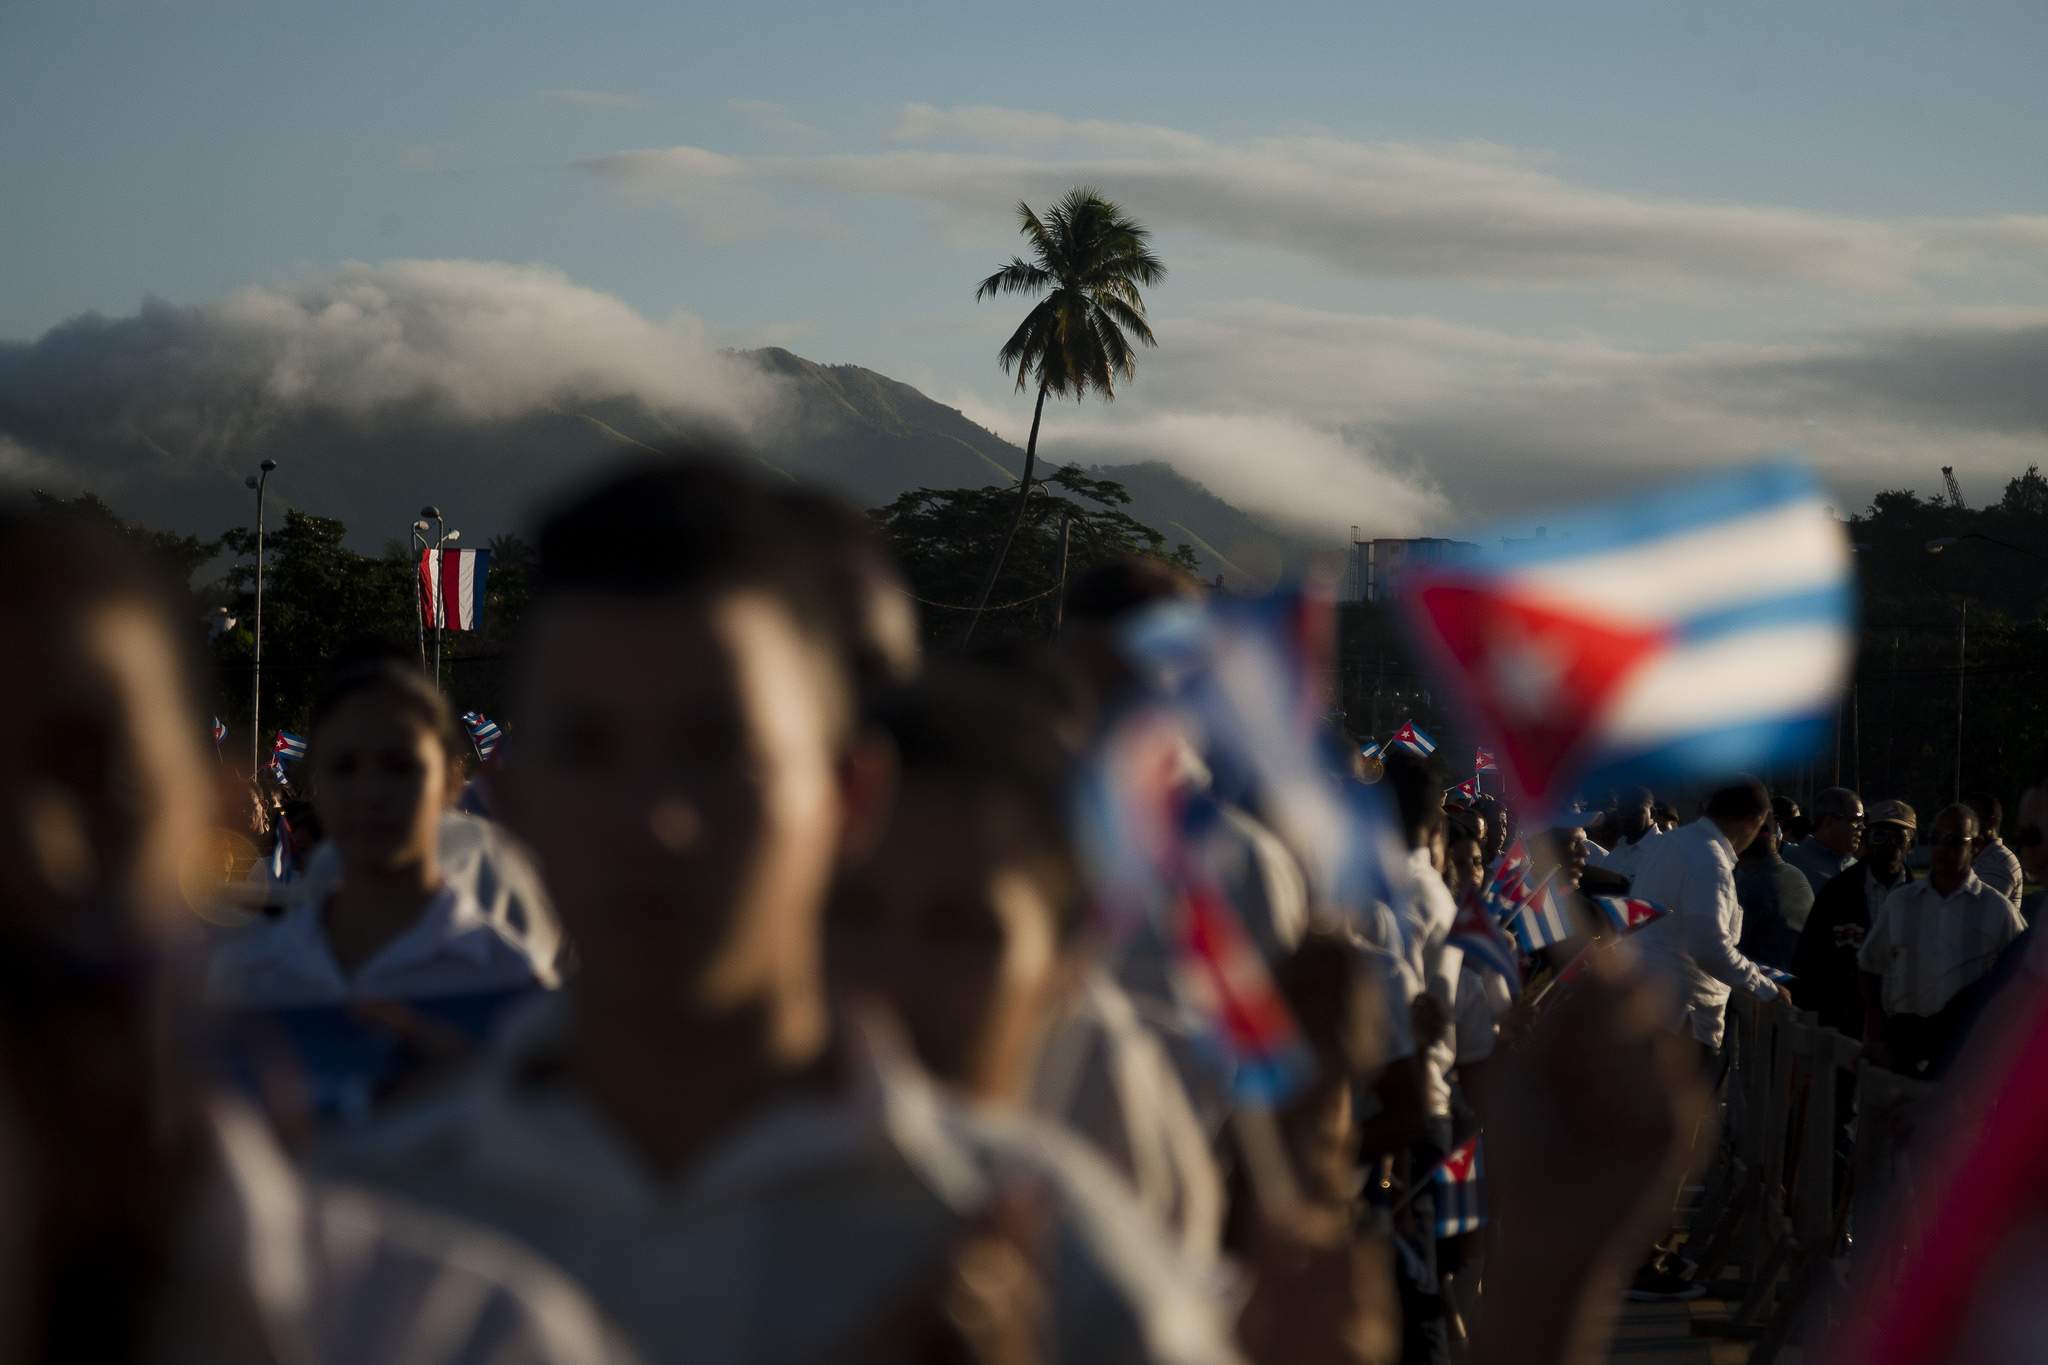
[1463, 460, 1823, 571]
[1577, 712, 1835, 797]
[1673, 583, 1855, 646]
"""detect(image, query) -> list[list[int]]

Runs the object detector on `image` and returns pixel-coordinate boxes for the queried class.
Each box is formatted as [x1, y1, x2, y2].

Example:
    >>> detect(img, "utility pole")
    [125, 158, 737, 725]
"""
[1050, 512, 1072, 640]
[1955, 599, 1968, 803]
[419, 507, 458, 689]
[245, 459, 277, 777]
[411, 514, 432, 671]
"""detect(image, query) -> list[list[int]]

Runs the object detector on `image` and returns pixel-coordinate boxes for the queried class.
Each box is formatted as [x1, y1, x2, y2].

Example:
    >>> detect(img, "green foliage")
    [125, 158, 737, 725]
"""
[976, 187, 1166, 402]
[31, 490, 221, 585]
[872, 466, 1196, 644]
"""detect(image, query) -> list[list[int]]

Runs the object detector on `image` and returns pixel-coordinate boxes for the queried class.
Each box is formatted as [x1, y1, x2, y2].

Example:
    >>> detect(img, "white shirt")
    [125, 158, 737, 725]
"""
[1398, 849, 1463, 1117]
[154, 1098, 630, 1365]
[320, 999, 1241, 1365]
[1627, 817, 1779, 1046]
[210, 881, 552, 1008]
[1451, 962, 1512, 1069]
[1592, 829, 1661, 882]
[1858, 870, 2025, 1017]
[1973, 839, 2026, 910]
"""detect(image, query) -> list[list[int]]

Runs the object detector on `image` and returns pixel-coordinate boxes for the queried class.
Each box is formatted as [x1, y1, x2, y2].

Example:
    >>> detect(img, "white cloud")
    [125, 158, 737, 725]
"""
[539, 88, 653, 111]
[728, 99, 824, 142]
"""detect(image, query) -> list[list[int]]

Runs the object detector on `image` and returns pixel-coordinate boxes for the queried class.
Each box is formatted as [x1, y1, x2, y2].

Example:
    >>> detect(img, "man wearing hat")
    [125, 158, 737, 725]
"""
[1791, 799, 1918, 1039]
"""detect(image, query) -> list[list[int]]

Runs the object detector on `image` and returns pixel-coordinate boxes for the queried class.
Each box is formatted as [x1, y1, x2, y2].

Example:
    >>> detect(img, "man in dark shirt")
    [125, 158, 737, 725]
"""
[1790, 800, 1917, 1038]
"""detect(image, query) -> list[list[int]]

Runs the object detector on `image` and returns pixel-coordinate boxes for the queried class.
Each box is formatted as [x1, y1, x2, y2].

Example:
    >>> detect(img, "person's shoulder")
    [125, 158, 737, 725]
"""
[947, 1106, 1240, 1365]
[306, 1178, 636, 1365]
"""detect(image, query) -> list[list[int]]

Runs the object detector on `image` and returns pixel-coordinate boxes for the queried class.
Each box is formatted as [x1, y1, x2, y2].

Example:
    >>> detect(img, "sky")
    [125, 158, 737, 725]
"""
[4, 0, 2047, 539]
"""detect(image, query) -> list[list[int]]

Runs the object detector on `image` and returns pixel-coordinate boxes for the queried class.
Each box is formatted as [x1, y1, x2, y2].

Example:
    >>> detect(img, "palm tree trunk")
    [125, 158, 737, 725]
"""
[961, 381, 1048, 642]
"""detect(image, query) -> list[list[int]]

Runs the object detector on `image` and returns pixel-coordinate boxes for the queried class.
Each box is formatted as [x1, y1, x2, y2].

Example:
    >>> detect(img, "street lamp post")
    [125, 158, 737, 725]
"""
[244, 459, 277, 777]
[411, 514, 433, 671]
[1955, 599, 1967, 803]
[417, 507, 458, 689]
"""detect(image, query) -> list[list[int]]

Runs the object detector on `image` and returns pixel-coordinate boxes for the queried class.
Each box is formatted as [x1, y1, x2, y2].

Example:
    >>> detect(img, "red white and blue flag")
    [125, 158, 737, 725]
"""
[272, 730, 307, 762]
[1761, 965, 1796, 986]
[1388, 720, 1436, 757]
[1448, 887, 1522, 988]
[1432, 1136, 1486, 1237]
[1589, 895, 1670, 936]
[418, 547, 492, 632]
[1510, 877, 1576, 952]
[1446, 776, 1481, 804]
[1359, 739, 1383, 762]
[1475, 747, 1497, 772]
[212, 716, 227, 745]
[1487, 836, 1534, 914]
[461, 710, 504, 761]
[1399, 461, 1853, 817]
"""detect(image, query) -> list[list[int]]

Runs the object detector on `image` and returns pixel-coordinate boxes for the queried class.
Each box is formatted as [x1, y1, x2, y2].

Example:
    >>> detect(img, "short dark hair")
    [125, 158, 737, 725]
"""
[864, 653, 1086, 938]
[310, 655, 462, 762]
[775, 485, 920, 702]
[1062, 555, 1197, 624]
[1383, 748, 1445, 850]
[1704, 776, 1771, 822]
[1964, 791, 2003, 832]
[527, 457, 852, 729]
[1812, 787, 1861, 821]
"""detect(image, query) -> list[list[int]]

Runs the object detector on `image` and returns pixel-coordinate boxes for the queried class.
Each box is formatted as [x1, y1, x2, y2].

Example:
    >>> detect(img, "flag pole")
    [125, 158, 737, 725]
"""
[244, 459, 277, 779]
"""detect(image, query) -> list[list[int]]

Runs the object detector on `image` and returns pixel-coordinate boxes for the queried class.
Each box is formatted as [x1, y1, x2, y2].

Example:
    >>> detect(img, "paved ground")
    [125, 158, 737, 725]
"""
[1602, 1296, 1754, 1365]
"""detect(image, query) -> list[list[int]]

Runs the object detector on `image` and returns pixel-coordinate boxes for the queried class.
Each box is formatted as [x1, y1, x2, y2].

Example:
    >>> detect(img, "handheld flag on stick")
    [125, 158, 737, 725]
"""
[272, 731, 308, 762]
[1432, 1136, 1486, 1237]
[1359, 739, 1383, 762]
[1448, 888, 1522, 989]
[1388, 720, 1436, 757]
[1589, 895, 1670, 936]
[418, 547, 492, 632]
[1399, 460, 1853, 818]
[1509, 877, 1576, 953]
[266, 811, 296, 886]
[213, 716, 228, 746]
[461, 711, 504, 761]
[1475, 747, 1497, 772]
[1446, 776, 1481, 804]
[1760, 965, 1795, 986]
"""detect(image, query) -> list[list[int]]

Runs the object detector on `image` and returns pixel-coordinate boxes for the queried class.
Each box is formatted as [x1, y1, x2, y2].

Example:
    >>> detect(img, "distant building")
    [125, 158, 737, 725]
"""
[1352, 536, 1482, 602]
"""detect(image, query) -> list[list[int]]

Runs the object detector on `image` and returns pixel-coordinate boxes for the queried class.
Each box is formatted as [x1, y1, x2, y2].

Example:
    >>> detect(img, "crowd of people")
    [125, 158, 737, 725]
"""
[1, 456, 2040, 1363]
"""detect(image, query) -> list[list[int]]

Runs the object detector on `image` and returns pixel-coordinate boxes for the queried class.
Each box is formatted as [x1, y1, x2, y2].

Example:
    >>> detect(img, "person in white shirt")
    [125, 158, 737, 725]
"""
[1626, 776, 1790, 1055]
[1591, 788, 1661, 884]
[212, 660, 557, 1010]
[1965, 791, 2026, 911]
[1859, 803, 2026, 1078]
[0, 510, 627, 1365]
[321, 463, 1238, 1365]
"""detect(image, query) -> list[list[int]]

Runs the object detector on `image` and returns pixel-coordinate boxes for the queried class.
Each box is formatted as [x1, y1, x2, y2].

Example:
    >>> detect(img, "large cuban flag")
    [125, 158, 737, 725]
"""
[1399, 460, 1853, 816]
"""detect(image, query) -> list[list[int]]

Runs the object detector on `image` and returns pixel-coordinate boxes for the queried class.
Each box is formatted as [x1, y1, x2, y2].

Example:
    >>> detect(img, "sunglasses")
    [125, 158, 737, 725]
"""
[1867, 826, 1908, 846]
[1929, 833, 1971, 850]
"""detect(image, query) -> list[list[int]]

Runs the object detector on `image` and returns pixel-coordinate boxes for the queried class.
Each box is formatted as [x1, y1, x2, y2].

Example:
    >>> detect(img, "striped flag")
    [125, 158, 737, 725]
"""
[1475, 747, 1497, 772]
[212, 716, 227, 745]
[1761, 965, 1796, 986]
[1487, 835, 1534, 915]
[1432, 1136, 1486, 1237]
[418, 547, 492, 632]
[1589, 894, 1670, 936]
[272, 731, 308, 762]
[1359, 739, 1383, 762]
[461, 710, 504, 761]
[1449, 887, 1522, 988]
[267, 811, 297, 886]
[267, 755, 291, 790]
[1400, 460, 1853, 816]
[1446, 776, 1481, 804]
[1509, 876, 1576, 952]
[1389, 720, 1436, 757]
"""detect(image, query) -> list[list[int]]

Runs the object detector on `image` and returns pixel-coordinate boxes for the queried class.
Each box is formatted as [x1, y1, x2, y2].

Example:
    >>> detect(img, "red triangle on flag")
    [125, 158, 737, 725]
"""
[1409, 582, 1668, 811]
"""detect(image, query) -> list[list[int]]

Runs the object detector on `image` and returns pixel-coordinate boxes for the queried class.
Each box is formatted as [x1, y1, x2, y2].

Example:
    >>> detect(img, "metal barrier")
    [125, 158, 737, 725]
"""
[1682, 993, 1934, 1362]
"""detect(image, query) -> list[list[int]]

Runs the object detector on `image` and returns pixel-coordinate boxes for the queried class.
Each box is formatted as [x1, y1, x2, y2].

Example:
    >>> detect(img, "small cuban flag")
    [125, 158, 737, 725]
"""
[1399, 460, 1853, 817]
[1446, 776, 1481, 804]
[1760, 965, 1796, 986]
[461, 711, 504, 761]
[1510, 877, 1576, 953]
[1359, 739, 1383, 762]
[212, 716, 228, 746]
[267, 755, 291, 790]
[266, 810, 296, 886]
[1475, 747, 1497, 772]
[1448, 888, 1522, 988]
[1589, 894, 1670, 936]
[1389, 720, 1436, 757]
[1487, 835, 1533, 911]
[1432, 1136, 1486, 1237]
[273, 731, 309, 763]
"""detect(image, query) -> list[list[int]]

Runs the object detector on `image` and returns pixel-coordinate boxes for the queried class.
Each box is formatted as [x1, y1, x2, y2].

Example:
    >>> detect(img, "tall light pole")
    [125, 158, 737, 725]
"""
[418, 506, 458, 689]
[411, 515, 432, 671]
[244, 459, 277, 777]
[1955, 599, 1967, 803]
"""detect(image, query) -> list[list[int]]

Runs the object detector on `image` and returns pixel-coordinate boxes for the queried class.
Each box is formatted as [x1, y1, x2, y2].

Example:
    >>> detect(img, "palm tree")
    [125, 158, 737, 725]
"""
[963, 187, 1165, 640]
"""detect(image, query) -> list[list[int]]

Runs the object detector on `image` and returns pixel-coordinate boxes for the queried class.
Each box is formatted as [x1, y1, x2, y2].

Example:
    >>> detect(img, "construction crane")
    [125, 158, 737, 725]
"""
[1942, 466, 1965, 509]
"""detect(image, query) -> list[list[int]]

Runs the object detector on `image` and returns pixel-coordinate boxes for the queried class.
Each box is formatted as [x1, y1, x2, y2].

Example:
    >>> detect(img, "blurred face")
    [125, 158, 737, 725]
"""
[1865, 822, 1910, 879]
[2017, 787, 2048, 883]
[1929, 809, 1978, 887]
[1816, 799, 1866, 857]
[0, 600, 211, 958]
[855, 780, 1068, 1105]
[1619, 801, 1652, 841]
[310, 692, 450, 878]
[504, 589, 852, 1034]
[1557, 826, 1588, 886]
[1444, 836, 1485, 899]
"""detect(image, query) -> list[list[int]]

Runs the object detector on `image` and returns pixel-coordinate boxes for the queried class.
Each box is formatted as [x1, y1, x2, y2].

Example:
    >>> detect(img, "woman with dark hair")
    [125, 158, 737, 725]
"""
[210, 659, 559, 1126]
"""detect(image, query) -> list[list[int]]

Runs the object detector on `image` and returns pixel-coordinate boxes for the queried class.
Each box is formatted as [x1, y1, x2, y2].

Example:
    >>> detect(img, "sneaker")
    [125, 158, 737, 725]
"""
[1626, 1263, 1707, 1302]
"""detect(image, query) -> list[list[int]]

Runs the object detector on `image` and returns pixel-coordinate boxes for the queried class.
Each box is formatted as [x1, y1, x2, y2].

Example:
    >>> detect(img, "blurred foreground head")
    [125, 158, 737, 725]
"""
[1058, 555, 1200, 706]
[501, 459, 892, 1049]
[831, 650, 1089, 1104]
[0, 509, 212, 960]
